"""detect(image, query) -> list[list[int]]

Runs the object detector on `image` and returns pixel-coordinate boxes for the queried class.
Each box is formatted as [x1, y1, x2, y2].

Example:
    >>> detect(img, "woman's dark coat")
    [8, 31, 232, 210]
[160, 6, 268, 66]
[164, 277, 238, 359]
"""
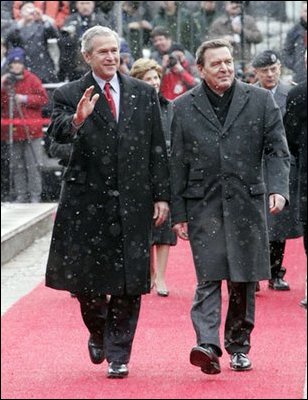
[170, 80, 290, 283]
[45, 72, 170, 296]
[151, 94, 177, 246]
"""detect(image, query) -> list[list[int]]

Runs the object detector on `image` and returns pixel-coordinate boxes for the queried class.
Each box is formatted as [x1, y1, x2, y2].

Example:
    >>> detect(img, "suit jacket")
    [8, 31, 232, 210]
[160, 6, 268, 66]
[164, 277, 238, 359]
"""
[170, 79, 290, 282]
[45, 71, 170, 296]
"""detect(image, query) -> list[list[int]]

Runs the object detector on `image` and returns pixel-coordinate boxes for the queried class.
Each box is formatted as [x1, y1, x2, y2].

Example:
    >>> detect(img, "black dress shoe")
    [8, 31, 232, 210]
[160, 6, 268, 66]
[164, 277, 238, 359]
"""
[230, 353, 252, 371]
[268, 277, 290, 291]
[190, 345, 221, 374]
[300, 297, 307, 309]
[88, 334, 105, 364]
[107, 362, 129, 378]
[156, 289, 169, 297]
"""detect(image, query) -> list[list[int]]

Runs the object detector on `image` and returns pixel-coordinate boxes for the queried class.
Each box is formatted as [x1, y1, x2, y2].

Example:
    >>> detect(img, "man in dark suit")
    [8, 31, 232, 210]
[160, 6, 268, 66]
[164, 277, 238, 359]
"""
[45, 26, 170, 378]
[253, 50, 303, 291]
[170, 39, 290, 374]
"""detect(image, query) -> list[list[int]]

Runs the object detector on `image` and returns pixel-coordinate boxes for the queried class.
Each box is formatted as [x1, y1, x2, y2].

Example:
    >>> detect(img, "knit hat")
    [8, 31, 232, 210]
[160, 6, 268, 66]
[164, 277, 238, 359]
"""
[7, 47, 25, 64]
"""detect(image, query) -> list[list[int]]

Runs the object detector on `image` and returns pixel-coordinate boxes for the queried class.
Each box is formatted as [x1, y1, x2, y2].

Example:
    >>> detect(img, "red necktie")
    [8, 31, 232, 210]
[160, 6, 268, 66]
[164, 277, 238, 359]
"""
[104, 82, 117, 120]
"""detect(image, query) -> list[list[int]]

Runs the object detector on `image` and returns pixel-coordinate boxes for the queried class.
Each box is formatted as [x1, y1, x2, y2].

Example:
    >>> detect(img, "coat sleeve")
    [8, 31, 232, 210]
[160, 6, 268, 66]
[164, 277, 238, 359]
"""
[263, 90, 291, 202]
[283, 86, 305, 157]
[47, 84, 80, 144]
[170, 102, 189, 225]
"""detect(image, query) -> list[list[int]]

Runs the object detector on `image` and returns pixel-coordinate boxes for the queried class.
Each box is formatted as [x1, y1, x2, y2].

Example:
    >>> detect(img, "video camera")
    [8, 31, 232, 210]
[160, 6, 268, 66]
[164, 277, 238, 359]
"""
[168, 52, 180, 68]
[5, 71, 24, 85]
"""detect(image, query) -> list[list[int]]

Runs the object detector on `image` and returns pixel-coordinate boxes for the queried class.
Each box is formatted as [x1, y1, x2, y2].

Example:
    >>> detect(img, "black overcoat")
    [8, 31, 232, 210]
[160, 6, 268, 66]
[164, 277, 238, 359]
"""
[45, 72, 170, 295]
[284, 80, 307, 225]
[170, 80, 290, 283]
[260, 81, 303, 241]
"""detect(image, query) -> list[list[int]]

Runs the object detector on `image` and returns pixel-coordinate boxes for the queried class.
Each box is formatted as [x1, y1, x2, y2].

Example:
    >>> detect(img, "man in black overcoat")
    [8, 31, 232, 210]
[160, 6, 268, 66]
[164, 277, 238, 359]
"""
[253, 49, 303, 291]
[284, 51, 307, 309]
[170, 39, 290, 374]
[45, 26, 170, 378]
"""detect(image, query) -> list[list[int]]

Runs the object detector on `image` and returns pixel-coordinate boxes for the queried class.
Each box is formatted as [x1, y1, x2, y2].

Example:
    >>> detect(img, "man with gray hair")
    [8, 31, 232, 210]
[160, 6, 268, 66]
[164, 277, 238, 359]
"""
[170, 38, 290, 374]
[45, 26, 170, 378]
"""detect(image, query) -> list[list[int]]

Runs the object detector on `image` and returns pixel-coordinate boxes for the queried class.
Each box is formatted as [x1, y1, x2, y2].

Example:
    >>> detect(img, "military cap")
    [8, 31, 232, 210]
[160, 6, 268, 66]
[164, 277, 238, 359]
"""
[252, 50, 281, 68]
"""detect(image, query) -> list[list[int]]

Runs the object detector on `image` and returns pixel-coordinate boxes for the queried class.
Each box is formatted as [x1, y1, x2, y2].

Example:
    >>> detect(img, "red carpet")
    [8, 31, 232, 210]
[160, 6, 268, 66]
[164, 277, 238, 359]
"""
[1, 238, 307, 399]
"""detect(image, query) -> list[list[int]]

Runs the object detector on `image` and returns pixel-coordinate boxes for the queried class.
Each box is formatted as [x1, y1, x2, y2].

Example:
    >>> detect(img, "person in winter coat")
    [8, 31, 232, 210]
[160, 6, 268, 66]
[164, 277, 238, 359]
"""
[160, 43, 199, 101]
[208, 1, 263, 69]
[130, 58, 177, 297]
[45, 26, 170, 379]
[282, 1, 307, 85]
[1, 47, 48, 202]
[170, 39, 290, 375]
[284, 51, 307, 309]
[13, 1, 70, 29]
[252, 49, 303, 291]
[5, 2, 59, 83]
[57, 0, 111, 82]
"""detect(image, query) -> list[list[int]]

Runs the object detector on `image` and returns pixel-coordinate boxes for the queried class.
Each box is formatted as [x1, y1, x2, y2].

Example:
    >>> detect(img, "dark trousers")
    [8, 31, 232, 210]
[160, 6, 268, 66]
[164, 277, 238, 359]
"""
[191, 281, 256, 355]
[76, 293, 141, 364]
[270, 240, 286, 278]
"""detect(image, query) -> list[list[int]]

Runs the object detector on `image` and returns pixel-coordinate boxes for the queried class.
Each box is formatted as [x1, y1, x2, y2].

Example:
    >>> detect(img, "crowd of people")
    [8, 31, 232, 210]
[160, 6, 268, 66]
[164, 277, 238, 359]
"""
[1, 1, 306, 204]
[0, 0, 307, 380]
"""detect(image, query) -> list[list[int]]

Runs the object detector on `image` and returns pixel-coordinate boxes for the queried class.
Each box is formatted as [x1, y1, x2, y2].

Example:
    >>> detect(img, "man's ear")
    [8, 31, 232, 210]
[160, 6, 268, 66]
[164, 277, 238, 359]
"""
[197, 64, 205, 80]
[82, 51, 91, 65]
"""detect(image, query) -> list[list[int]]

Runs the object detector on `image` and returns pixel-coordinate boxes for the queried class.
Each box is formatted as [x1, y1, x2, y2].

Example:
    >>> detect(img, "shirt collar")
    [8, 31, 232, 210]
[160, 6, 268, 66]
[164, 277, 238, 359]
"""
[270, 85, 278, 95]
[92, 72, 120, 94]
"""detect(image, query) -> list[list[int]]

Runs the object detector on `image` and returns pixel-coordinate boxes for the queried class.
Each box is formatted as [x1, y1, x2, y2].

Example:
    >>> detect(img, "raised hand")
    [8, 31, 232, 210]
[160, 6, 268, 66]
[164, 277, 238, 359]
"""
[73, 86, 100, 126]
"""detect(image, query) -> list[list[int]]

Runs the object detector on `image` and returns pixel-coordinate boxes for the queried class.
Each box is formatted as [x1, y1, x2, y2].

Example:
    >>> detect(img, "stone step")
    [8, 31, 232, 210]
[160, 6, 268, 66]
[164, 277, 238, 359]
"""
[1, 203, 57, 265]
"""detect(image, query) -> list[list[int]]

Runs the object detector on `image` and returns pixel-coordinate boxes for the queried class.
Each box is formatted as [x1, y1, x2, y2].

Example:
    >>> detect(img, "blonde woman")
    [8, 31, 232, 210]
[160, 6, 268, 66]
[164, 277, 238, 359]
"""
[131, 58, 177, 297]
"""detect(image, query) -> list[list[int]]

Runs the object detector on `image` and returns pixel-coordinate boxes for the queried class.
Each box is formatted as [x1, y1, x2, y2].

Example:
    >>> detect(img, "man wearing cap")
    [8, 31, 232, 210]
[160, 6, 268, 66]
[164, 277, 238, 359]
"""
[252, 50, 303, 291]
[1, 47, 48, 202]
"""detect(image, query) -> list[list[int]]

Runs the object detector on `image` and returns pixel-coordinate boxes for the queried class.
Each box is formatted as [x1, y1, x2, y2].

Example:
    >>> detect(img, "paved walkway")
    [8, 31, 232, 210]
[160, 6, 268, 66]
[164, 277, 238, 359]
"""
[1, 202, 56, 315]
[1, 232, 52, 316]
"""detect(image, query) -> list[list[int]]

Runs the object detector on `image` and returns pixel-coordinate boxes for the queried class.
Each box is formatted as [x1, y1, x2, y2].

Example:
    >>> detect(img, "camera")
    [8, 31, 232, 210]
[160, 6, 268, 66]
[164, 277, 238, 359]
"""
[61, 24, 76, 37]
[5, 71, 23, 85]
[168, 53, 180, 68]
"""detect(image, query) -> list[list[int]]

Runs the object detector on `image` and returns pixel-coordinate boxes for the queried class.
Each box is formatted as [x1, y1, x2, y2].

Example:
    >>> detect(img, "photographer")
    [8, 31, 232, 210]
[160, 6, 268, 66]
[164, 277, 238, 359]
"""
[5, 2, 59, 83]
[160, 43, 199, 100]
[1, 47, 48, 202]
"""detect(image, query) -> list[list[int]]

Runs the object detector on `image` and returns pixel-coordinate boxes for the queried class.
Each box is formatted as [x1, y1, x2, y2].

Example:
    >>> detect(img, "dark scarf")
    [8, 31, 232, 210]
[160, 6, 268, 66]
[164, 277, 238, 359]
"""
[202, 79, 236, 126]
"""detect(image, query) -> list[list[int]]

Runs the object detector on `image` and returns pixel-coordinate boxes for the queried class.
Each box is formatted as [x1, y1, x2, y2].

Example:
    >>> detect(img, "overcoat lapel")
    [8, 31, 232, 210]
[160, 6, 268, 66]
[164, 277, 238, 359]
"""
[192, 85, 222, 131]
[191, 80, 250, 135]
[117, 73, 139, 137]
[222, 81, 250, 134]
[79, 72, 113, 124]
[79, 72, 144, 134]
